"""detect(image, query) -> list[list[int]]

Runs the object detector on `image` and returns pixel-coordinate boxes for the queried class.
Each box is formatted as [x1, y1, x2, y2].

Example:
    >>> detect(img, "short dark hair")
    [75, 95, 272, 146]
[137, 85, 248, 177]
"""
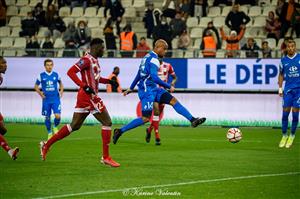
[44, 59, 53, 66]
[140, 37, 146, 40]
[90, 38, 104, 47]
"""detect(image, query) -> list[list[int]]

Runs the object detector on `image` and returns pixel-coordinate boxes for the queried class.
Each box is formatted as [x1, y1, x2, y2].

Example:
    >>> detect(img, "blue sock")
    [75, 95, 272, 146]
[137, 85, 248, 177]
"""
[291, 111, 299, 136]
[282, 111, 290, 136]
[173, 102, 193, 121]
[54, 117, 61, 127]
[120, 117, 145, 134]
[45, 117, 52, 134]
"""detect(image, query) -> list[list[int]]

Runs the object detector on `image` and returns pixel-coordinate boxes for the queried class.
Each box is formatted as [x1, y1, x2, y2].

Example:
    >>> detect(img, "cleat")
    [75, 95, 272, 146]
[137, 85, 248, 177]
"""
[113, 129, 122, 144]
[155, 138, 161, 146]
[145, 128, 151, 143]
[101, 156, 120, 167]
[47, 133, 53, 140]
[279, 135, 288, 148]
[285, 135, 295, 148]
[191, 117, 206, 128]
[52, 127, 59, 134]
[40, 141, 48, 161]
[8, 147, 19, 160]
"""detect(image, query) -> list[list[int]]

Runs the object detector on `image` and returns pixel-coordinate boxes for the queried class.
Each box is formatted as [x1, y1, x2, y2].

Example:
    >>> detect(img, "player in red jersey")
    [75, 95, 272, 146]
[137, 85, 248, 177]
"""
[40, 38, 120, 167]
[144, 59, 177, 145]
[0, 56, 20, 160]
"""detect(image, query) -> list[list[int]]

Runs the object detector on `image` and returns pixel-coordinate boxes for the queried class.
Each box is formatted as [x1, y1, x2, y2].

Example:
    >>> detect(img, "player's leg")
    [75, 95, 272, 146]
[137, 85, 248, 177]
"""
[42, 100, 52, 139]
[93, 109, 120, 167]
[40, 112, 89, 160]
[146, 102, 160, 143]
[0, 114, 19, 160]
[113, 95, 154, 144]
[279, 92, 293, 148]
[52, 101, 61, 134]
[147, 102, 161, 145]
[158, 90, 206, 127]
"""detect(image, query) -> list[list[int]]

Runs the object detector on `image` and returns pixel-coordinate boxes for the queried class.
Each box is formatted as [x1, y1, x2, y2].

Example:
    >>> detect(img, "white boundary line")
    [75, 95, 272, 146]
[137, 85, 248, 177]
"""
[33, 171, 300, 199]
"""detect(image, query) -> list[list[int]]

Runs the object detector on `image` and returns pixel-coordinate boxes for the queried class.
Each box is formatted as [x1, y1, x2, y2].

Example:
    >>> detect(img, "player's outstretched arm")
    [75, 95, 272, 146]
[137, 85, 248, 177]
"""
[171, 74, 177, 87]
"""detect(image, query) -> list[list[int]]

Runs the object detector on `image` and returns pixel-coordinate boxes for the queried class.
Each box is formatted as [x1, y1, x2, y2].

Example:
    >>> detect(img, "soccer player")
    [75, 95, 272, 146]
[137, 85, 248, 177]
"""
[0, 56, 19, 160]
[113, 39, 206, 144]
[40, 38, 120, 167]
[145, 59, 177, 145]
[34, 59, 63, 140]
[278, 39, 300, 148]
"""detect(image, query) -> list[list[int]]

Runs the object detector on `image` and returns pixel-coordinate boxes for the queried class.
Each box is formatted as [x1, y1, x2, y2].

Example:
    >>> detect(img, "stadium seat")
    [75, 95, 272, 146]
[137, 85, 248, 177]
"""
[133, 0, 145, 8]
[262, 6, 276, 16]
[246, 17, 253, 27]
[193, 38, 202, 49]
[16, 0, 28, 7]
[71, 7, 84, 17]
[122, 0, 132, 7]
[186, 17, 199, 28]
[62, 17, 74, 26]
[248, 6, 262, 17]
[239, 5, 249, 14]
[0, 38, 14, 48]
[190, 27, 203, 38]
[7, 6, 19, 17]
[244, 27, 259, 38]
[5, 0, 16, 6]
[213, 17, 225, 28]
[295, 38, 300, 49]
[37, 27, 49, 38]
[271, 0, 278, 6]
[259, 0, 272, 6]
[123, 7, 136, 18]
[91, 28, 103, 38]
[8, 16, 21, 27]
[253, 16, 266, 27]
[172, 38, 179, 49]
[222, 6, 232, 17]
[53, 38, 65, 48]
[16, 49, 27, 56]
[207, 7, 221, 17]
[19, 6, 33, 17]
[10, 27, 22, 37]
[199, 17, 212, 28]
[88, 18, 100, 28]
[257, 27, 267, 38]
[29, 0, 42, 7]
[184, 51, 195, 58]
[13, 37, 27, 48]
[254, 38, 262, 47]
[276, 38, 284, 49]
[264, 38, 276, 49]
[59, 6, 71, 17]
[97, 7, 105, 17]
[146, 38, 153, 49]
[216, 50, 225, 58]
[84, 7, 97, 17]
[0, 27, 11, 37]
[3, 50, 16, 57]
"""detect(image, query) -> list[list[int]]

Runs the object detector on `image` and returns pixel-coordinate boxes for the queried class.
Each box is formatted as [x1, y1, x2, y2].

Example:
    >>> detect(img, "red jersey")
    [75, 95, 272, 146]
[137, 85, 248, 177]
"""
[157, 62, 175, 83]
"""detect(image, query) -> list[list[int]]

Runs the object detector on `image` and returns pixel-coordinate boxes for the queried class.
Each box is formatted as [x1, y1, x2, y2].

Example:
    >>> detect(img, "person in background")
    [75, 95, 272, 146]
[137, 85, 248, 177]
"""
[178, 29, 191, 50]
[220, 26, 245, 58]
[170, 12, 187, 38]
[42, 35, 55, 57]
[0, 1, 7, 27]
[74, 20, 91, 49]
[19, 11, 39, 37]
[225, 3, 250, 34]
[107, 66, 121, 93]
[265, 11, 281, 41]
[136, 37, 151, 58]
[103, 17, 117, 57]
[33, 2, 46, 27]
[261, 41, 272, 58]
[143, 3, 155, 38]
[202, 21, 221, 49]
[201, 30, 217, 57]
[26, 36, 40, 57]
[241, 38, 260, 58]
[104, 0, 125, 35]
[120, 24, 138, 58]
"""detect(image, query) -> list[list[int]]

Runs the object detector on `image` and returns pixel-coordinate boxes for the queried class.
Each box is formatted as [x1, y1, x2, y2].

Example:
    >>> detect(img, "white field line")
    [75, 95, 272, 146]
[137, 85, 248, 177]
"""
[33, 171, 300, 199]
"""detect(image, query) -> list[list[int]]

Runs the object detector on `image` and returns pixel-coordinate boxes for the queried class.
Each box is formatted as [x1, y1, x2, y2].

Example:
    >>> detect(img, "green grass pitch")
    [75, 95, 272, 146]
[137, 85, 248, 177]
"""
[0, 123, 299, 199]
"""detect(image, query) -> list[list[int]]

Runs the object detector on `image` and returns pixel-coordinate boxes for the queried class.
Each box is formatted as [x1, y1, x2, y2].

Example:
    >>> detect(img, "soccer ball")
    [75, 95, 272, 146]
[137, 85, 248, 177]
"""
[226, 128, 242, 143]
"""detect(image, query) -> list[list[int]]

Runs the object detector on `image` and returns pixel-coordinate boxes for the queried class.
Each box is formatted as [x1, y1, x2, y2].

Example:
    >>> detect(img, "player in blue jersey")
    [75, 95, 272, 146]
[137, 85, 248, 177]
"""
[113, 39, 206, 144]
[34, 59, 64, 140]
[278, 39, 300, 148]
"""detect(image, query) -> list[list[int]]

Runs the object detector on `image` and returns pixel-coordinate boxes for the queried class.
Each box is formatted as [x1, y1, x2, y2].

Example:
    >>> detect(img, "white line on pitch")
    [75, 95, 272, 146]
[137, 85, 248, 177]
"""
[32, 171, 300, 199]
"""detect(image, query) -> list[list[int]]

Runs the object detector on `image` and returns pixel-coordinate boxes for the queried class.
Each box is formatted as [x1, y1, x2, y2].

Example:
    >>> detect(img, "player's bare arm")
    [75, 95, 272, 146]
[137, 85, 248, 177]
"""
[59, 81, 64, 98]
[123, 88, 133, 96]
[278, 72, 284, 97]
[34, 84, 45, 99]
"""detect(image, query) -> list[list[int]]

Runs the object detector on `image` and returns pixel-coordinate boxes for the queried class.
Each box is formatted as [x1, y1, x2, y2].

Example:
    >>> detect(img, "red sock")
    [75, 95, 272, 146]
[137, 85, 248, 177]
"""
[0, 134, 11, 152]
[148, 124, 153, 134]
[152, 116, 160, 139]
[101, 126, 111, 159]
[46, 124, 72, 149]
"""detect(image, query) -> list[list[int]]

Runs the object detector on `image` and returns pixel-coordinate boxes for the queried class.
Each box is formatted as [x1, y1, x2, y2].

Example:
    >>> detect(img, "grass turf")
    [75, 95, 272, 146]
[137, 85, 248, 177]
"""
[0, 124, 299, 199]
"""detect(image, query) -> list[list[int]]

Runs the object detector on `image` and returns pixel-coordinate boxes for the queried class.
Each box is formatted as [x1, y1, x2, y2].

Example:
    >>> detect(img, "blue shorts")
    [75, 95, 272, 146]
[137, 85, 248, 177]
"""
[283, 88, 300, 108]
[138, 91, 155, 117]
[42, 99, 61, 117]
[155, 88, 173, 104]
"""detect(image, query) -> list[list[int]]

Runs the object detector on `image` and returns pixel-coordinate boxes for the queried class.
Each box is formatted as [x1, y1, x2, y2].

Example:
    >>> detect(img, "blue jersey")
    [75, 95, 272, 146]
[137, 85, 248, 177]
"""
[35, 71, 61, 102]
[280, 53, 300, 92]
[129, 51, 171, 95]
